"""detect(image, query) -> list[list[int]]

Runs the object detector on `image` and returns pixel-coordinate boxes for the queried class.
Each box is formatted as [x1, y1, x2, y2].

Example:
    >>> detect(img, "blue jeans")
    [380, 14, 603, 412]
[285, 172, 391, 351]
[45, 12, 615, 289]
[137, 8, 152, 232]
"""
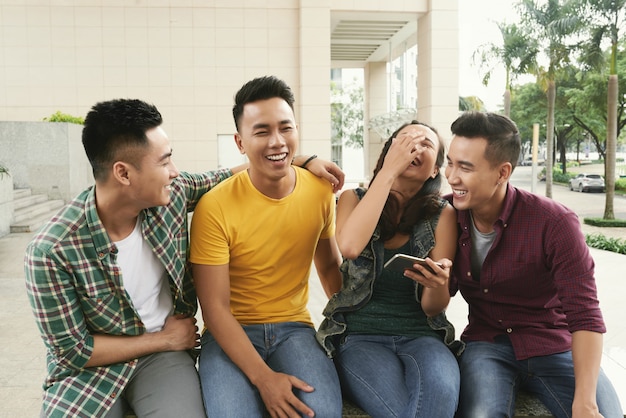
[198, 322, 342, 417]
[335, 334, 460, 418]
[457, 338, 623, 418]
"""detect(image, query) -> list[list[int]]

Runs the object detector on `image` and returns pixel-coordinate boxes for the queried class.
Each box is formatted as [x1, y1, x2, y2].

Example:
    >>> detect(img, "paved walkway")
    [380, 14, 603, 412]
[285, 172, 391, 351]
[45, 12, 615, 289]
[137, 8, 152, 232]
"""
[1, 184, 624, 416]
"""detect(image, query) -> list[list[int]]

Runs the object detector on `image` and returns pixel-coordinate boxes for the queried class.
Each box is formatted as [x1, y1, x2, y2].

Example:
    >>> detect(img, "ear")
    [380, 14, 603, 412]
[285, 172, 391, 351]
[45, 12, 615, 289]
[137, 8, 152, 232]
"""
[112, 161, 131, 185]
[432, 166, 440, 179]
[497, 162, 513, 184]
[234, 133, 245, 154]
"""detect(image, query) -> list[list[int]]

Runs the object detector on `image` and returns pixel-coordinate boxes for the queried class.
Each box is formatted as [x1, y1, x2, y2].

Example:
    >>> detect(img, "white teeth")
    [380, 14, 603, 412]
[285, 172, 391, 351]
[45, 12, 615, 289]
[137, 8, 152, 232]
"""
[266, 153, 287, 161]
[453, 189, 466, 196]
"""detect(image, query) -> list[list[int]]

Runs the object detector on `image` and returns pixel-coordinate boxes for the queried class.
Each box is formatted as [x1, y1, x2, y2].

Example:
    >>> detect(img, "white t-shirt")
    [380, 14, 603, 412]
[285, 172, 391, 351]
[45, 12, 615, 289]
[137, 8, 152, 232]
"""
[114, 216, 173, 333]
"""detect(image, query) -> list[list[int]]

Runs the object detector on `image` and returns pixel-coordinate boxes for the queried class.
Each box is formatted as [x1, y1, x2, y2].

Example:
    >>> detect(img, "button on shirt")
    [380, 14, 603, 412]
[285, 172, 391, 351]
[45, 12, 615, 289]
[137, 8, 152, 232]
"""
[447, 184, 606, 360]
[25, 169, 231, 418]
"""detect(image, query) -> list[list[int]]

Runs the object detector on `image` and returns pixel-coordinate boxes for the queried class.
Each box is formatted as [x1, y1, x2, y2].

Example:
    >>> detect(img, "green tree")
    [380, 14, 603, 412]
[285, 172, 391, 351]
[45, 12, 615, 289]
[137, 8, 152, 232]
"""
[473, 22, 538, 116]
[509, 82, 545, 154]
[566, 63, 626, 159]
[330, 80, 364, 149]
[459, 96, 486, 111]
[518, 0, 583, 198]
[578, 0, 626, 219]
[510, 76, 580, 171]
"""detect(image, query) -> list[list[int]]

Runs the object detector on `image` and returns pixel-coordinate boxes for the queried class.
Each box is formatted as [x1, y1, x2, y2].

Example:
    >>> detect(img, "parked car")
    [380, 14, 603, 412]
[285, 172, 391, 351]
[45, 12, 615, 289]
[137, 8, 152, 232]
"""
[569, 173, 605, 193]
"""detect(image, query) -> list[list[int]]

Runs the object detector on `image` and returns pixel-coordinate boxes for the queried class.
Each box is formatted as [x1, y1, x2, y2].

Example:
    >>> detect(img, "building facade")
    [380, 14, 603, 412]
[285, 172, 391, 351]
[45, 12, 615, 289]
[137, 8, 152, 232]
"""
[0, 0, 458, 180]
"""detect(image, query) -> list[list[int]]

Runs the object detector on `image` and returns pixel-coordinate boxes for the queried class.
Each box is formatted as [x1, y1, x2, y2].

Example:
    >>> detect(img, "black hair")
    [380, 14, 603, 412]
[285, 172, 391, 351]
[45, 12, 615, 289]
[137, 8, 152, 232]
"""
[370, 120, 446, 241]
[450, 111, 521, 169]
[82, 99, 163, 181]
[232, 76, 295, 131]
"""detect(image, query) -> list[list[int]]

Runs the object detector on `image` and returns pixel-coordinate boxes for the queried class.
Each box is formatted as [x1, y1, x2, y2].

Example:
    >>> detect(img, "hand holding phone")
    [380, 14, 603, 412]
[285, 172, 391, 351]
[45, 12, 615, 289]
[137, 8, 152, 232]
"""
[383, 254, 443, 274]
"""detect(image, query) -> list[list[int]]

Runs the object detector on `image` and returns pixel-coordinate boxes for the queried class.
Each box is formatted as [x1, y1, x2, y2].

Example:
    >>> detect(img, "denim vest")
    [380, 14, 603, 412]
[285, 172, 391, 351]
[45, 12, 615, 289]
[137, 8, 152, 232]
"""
[316, 188, 464, 358]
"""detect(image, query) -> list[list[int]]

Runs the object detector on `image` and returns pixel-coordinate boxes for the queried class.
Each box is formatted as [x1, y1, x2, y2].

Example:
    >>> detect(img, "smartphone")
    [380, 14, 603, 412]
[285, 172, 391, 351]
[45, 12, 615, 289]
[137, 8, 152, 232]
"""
[383, 254, 443, 274]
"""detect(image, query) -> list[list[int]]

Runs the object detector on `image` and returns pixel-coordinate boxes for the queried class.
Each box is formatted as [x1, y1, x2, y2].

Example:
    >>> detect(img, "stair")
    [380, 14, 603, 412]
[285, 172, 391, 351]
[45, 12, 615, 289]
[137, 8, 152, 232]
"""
[10, 188, 64, 233]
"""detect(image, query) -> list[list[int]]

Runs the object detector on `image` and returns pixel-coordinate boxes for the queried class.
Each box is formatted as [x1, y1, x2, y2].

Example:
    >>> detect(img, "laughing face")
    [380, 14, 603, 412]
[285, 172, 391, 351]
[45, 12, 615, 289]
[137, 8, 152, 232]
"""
[394, 124, 440, 181]
[234, 97, 298, 188]
[128, 126, 180, 209]
[445, 135, 505, 214]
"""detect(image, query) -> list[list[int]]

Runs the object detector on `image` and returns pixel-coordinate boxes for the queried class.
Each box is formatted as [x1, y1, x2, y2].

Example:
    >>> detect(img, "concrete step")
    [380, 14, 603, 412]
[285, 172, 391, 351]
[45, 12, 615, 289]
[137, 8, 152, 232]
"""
[10, 211, 60, 233]
[10, 188, 64, 233]
[13, 188, 31, 200]
[12, 193, 47, 210]
[12, 199, 63, 224]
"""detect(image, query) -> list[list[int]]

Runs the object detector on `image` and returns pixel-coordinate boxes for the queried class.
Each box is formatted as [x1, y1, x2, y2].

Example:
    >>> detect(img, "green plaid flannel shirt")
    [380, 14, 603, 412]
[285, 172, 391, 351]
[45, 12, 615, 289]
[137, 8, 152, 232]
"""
[25, 169, 231, 418]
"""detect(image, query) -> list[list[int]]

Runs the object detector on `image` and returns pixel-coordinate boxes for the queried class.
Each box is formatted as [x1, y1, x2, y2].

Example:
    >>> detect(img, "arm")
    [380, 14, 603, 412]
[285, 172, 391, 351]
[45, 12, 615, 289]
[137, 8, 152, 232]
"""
[404, 203, 458, 317]
[336, 135, 420, 259]
[545, 213, 605, 417]
[313, 237, 342, 297]
[193, 263, 315, 418]
[85, 315, 198, 367]
[571, 330, 604, 418]
[293, 155, 345, 193]
[25, 247, 198, 370]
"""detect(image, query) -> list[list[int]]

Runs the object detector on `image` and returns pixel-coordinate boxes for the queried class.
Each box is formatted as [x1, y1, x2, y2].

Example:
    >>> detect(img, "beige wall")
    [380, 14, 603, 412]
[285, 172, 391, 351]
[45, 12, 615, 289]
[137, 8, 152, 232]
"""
[0, 0, 458, 178]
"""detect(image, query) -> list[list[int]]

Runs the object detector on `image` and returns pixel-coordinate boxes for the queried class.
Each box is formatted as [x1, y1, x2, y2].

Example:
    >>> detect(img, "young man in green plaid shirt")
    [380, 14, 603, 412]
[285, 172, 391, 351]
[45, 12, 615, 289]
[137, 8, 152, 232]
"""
[24, 98, 343, 418]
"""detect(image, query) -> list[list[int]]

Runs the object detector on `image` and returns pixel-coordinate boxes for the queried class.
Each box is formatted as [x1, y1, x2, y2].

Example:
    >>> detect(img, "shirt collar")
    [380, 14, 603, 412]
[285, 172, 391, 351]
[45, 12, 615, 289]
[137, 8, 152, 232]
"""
[498, 183, 518, 228]
[84, 186, 115, 258]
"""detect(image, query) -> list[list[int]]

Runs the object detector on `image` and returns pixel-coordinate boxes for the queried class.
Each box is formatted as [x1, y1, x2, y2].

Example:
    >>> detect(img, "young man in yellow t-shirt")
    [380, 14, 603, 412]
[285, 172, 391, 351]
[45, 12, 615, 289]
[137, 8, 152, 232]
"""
[190, 75, 343, 418]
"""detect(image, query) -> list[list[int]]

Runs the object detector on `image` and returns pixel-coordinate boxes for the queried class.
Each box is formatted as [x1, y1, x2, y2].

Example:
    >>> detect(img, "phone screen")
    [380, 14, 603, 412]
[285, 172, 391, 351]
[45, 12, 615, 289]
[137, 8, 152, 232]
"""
[383, 254, 442, 274]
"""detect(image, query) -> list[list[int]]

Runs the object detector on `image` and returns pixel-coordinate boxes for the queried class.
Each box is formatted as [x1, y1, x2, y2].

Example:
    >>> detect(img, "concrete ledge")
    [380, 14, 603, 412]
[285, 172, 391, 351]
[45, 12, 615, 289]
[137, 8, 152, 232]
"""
[339, 392, 554, 418]
[124, 391, 555, 417]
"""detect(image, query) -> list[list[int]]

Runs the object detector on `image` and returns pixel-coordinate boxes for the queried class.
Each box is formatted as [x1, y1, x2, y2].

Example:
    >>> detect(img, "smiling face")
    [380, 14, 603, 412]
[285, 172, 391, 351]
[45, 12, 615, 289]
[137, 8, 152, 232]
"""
[126, 126, 180, 209]
[234, 97, 298, 189]
[394, 123, 441, 181]
[445, 135, 508, 217]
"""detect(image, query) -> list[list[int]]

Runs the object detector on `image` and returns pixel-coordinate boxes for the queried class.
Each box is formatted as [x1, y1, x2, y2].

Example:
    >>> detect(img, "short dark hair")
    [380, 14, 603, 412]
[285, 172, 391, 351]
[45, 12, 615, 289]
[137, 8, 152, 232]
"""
[370, 120, 446, 241]
[450, 111, 521, 169]
[232, 76, 295, 131]
[82, 99, 163, 181]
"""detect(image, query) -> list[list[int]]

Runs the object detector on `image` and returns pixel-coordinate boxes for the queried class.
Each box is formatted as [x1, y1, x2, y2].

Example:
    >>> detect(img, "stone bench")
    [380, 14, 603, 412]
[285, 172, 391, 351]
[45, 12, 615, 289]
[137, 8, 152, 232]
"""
[125, 390, 554, 417]
[340, 391, 554, 417]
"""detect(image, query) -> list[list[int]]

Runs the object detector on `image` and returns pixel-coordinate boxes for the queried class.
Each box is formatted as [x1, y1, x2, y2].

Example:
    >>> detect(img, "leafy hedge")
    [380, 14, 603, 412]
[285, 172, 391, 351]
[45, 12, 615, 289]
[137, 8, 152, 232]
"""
[43, 111, 84, 125]
[583, 217, 626, 227]
[553, 170, 575, 183]
[585, 233, 626, 255]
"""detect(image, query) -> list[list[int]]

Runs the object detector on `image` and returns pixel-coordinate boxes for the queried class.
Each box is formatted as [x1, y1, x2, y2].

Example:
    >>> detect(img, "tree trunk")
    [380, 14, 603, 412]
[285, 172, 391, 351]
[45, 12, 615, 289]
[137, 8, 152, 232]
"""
[604, 74, 617, 220]
[503, 89, 511, 117]
[545, 81, 556, 199]
[560, 143, 567, 174]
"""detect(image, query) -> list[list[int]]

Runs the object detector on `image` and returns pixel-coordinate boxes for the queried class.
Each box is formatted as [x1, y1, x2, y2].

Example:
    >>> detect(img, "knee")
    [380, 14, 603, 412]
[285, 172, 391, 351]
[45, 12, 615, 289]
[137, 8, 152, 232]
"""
[299, 388, 343, 418]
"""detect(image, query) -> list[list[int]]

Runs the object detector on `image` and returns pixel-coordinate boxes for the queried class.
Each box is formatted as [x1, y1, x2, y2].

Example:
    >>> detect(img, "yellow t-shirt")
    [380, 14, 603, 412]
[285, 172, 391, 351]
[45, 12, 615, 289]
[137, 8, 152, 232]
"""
[189, 167, 335, 326]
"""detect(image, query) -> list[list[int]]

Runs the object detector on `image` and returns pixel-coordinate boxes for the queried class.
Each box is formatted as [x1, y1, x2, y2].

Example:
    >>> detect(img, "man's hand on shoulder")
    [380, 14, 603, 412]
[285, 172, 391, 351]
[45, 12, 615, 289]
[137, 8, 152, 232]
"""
[295, 155, 345, 193]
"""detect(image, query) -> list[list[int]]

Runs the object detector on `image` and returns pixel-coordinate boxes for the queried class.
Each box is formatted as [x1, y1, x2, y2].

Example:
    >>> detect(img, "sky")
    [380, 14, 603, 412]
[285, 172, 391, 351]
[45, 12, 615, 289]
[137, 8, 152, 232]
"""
[458, 0, 523, 111]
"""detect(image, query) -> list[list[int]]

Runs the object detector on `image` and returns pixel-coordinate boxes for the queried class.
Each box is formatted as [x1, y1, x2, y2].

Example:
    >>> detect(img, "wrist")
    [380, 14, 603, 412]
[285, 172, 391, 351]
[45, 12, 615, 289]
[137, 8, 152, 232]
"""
[300, 154, 318, 169]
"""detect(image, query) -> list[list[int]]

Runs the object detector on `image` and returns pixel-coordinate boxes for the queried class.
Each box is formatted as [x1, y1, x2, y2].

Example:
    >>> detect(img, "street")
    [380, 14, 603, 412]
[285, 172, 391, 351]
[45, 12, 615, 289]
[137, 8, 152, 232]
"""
[510, 165, 626, 222]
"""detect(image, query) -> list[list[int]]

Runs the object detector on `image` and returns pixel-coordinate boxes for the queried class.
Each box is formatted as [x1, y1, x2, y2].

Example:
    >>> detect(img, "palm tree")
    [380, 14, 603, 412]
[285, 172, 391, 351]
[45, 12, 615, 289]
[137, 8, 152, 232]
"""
[579, 0, 626, 219]
[459, 96, 486, 111]
[517, 0, 583, 198]
[473, 22, 538, 116]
